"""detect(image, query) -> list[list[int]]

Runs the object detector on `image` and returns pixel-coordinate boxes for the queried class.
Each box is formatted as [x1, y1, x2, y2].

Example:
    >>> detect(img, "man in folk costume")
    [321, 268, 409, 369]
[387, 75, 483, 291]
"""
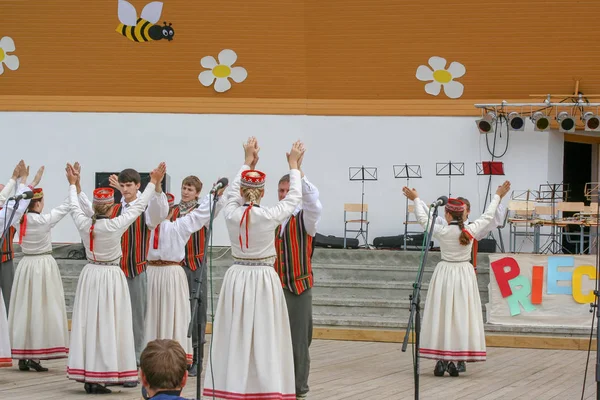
[274, 155, 322, 400]
[76, 166, 153, 381]
[0, 167, 36, 370]
[168, 175, 209, 377]
[419, 195, 506, 373]
[0, 161, 43, 313]
[144, 187, 225, 368]
[66, 162, 166, 394]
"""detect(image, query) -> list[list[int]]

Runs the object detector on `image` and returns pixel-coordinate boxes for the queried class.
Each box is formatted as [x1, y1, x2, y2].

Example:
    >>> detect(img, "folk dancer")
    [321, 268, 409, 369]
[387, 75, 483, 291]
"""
[0, 161, 42, 313]
[9, 171, 72, 372]
[169, 175, 209, 377]
[145, 185, 225, 367]
[203, 138, 303, 400]
[0, 168, 35, 370]
[76, 166, 152, 377]
[274, 156, 322, 400]
[403, 181, 510, 377]
[66, 162, 166, 394]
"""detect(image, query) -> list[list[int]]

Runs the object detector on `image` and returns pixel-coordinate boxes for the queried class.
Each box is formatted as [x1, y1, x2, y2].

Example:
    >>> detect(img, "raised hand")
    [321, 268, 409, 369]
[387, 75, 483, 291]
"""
[108, 174, 121, 191]
[496, 181, 511, 198]
[243, 137, 258, 167]
[66, 163, 78, 185]
[402, 186, 419, 201]
[150, 162, 166, 186]
[11, 160, 24, 180]
[286, 140, 305, 170]
[30, 166, 45, 187]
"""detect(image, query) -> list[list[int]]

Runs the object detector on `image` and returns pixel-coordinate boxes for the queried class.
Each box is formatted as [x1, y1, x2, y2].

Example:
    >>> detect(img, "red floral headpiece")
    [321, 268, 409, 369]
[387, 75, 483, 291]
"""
[93, 188, 114, 205]
[241, 170, 266, 189]
[445, 198, 466, 213]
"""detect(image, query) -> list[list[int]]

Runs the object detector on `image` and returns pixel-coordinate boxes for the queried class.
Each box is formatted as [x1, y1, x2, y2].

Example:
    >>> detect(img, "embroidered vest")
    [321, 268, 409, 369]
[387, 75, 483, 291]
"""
[111, 203, 150, 278]
[1, 226, 15, 263]
[171, 205, 206, 271]
[274, 210, 314, 295]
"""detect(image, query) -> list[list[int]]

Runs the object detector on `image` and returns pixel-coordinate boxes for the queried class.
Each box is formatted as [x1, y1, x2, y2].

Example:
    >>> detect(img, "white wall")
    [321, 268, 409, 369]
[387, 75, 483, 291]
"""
[0, 112, 561, 247]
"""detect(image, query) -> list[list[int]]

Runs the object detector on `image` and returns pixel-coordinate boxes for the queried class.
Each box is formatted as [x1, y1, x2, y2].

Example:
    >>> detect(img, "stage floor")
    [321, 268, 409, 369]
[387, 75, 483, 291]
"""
[0, 339, 596, 399]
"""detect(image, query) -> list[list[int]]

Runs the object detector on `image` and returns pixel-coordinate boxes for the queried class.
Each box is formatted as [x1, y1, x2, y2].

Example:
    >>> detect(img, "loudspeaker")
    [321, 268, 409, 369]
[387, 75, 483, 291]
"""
[94, 172, 170, 203]
[477, 238, 497, 253]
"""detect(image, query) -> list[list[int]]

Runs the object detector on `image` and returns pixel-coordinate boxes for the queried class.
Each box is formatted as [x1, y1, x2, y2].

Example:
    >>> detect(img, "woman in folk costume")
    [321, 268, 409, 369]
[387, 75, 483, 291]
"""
[403, 180, 511, 377]
[203, 137, 303, 400]
[144, 188, 225, 364]
[65, 162, 166, 394]
[0, 168, 35, 370]
[9, 180, 72, 372]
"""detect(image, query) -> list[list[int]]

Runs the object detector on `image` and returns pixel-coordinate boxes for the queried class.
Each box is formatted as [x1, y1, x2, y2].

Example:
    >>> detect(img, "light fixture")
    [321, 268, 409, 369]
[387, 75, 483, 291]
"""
[557, 111, 576, 133]
[508, 112, 525, 131]
[476, 112, 496, 134]
[531, 112, 550, 132]
[583, 112, 600, 132]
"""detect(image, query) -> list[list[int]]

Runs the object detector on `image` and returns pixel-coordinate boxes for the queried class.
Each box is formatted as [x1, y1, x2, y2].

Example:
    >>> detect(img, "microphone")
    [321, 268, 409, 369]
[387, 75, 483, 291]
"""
[430, 196, 448, 208]
[8, 191, 34, 201]
[210, 177, 229, 194]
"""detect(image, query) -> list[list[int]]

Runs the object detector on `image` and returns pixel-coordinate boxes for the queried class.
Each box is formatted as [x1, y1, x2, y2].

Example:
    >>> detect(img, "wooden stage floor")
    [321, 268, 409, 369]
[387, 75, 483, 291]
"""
[0, 339, 597, 399]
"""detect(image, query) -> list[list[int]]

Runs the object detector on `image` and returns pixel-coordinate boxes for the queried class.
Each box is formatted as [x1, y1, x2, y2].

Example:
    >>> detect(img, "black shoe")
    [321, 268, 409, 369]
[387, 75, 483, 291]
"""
[18, 359, 30, 371]
[27, 360, 48, 372]
[123, 381, 138, 388]
[433, 360, 446, 376]
[84, 383, 112, 394]
[457, 361, 466, 372]
[188, 363, 198, 377]
[447, 362, 459, 377]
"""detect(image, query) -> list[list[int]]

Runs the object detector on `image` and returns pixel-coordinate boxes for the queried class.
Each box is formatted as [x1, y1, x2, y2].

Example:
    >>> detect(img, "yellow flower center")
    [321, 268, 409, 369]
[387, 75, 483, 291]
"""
[0, 49, 5, 63]
[212, 65, 231, 78]
[433, 69, 452, 84]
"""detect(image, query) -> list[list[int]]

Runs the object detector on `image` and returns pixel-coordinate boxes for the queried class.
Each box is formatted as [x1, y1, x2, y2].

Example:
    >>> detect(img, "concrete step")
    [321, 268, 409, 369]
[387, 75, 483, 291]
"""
[313, 297, 404, 318]
[313, 314, 401, 329]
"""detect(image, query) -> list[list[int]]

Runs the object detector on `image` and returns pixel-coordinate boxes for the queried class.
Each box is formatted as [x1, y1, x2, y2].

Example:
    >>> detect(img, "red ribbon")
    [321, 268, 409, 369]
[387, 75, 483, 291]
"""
[89, 224, 96, 260]
[462, 228, 474, 240]
[153, 225, 160, 249]
[238, 203, 253, 251]
[19, 214, 27, 245]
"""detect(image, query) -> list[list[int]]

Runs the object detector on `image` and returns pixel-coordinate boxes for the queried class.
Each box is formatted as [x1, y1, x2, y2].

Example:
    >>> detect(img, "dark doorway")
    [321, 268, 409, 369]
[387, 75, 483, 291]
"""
[562, 141, 593, 253]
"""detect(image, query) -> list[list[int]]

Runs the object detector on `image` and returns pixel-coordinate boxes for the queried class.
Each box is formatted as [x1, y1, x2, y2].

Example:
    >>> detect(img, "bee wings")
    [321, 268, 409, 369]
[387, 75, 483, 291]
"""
[117, 0, 163, 26]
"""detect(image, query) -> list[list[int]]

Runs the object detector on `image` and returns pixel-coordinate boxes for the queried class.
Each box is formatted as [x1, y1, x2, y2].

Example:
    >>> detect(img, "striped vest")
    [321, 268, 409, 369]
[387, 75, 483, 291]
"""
[274, 210, 314, 295]
[171, 205, 206, 271]
[111, 203, 150, 278]
[1, 226, 15, 263]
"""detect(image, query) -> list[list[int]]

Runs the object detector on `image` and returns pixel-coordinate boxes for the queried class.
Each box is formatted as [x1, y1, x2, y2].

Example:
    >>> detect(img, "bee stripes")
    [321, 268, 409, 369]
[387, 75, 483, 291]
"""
[116, 18, 154, 42]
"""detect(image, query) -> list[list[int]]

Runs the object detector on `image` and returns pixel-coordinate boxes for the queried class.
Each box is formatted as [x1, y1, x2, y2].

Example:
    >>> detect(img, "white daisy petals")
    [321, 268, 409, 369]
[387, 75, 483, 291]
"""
[0, 36, 19, 75]
[416, 57, 466, 99]
[198, 49, 247, 93]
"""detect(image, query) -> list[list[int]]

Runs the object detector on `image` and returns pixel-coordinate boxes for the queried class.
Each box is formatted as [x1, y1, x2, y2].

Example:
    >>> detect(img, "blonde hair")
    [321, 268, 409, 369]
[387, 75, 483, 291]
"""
[240, 171, 265, 228]
[90, 203, 114, 242]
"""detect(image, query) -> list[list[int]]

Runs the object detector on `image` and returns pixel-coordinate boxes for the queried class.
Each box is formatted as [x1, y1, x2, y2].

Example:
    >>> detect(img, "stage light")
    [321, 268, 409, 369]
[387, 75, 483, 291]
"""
[531, 112, 550, 132]
[476, 112, 496, 134]
[508, 112, 525, 131]
[583, 112, 600, 132]
[557, 111, 576, 133]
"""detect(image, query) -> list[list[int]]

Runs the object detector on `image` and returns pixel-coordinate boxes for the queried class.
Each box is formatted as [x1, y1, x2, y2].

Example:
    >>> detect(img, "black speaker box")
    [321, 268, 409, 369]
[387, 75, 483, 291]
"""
[314, 233, 359, 249]
[94, 172, 170, 203]
[477, 238, 497, 253]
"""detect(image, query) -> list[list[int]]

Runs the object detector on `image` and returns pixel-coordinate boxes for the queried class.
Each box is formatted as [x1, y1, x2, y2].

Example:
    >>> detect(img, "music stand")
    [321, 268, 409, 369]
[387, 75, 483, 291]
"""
[436, 161, 465, 197]
[537, 183, 569, 254]
[476, 161, 505, 248]
[349, 166, 378, 248]
[394, 164, 422, 250]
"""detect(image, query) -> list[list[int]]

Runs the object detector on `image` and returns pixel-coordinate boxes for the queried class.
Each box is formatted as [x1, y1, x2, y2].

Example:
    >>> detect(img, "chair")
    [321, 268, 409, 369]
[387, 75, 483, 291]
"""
[344, 203, 369, 248]
[507, 200, 536, 252]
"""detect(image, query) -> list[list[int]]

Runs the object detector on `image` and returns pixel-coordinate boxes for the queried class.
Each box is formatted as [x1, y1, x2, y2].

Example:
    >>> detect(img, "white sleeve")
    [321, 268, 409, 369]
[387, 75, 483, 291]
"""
[173, 193, 215, 238]
[413, 198, 444, 236]
[0, 184, 31, 228]
[145, 191, 169, 229]
[0, 179, 16, 206]
[467, 195, 501, 239]
[263, 170, 302, 225]
[69, 185, 91, 231]
[104, 183, 157, 233]
[223, 165, 251, 219]
[44, 196, 72, 228]
[300, 176, 322, 237]
[419, 198, 446, 227]
[78, 192, 95, 218]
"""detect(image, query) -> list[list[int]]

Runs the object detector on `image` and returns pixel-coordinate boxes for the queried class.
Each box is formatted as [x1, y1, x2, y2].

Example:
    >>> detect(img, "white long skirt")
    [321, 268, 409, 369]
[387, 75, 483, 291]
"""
[67, 263, 138, 383]
[144, 265, 193, 364]
[420, 261, 486, 362]
[8, 254, 69, 359]
[0, 289, 11, 368]
[203, 263, 296, 400]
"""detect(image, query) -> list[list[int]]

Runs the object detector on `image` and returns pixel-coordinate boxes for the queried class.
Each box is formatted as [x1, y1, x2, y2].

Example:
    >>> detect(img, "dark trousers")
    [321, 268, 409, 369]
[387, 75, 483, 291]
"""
[127, 271, 147, 364]
[283, 288, 313, 396]
[0, 259, 14, 313]
[184, 266, 207, 363]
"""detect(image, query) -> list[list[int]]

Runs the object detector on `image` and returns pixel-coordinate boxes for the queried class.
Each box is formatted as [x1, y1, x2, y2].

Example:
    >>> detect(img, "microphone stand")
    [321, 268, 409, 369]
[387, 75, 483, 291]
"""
[0, 199, 21, 279]
[187, 192, 220, 400]
[401, 201, 440, 400]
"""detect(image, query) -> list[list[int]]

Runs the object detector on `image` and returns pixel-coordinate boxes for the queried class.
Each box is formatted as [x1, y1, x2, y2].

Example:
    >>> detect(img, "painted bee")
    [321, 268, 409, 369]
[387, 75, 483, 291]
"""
[116, 0, 174, 42]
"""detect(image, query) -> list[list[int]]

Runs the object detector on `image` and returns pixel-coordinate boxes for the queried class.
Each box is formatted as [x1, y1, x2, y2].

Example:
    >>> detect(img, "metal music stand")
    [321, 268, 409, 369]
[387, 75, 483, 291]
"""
[436, 161, 465, 197]
[537, 183, 569, 254]
[394, 164, 422, 250]
[476, 161, 505, 249]
[349, 166, 378, 247]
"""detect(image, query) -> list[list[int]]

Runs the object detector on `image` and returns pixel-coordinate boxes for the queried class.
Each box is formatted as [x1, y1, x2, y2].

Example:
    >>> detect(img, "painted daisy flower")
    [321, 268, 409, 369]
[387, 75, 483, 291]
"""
[0, 36, 20, 75]
[416, 57, 465, 99]
[199, 49, 248, 93]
